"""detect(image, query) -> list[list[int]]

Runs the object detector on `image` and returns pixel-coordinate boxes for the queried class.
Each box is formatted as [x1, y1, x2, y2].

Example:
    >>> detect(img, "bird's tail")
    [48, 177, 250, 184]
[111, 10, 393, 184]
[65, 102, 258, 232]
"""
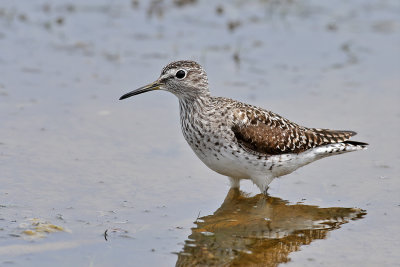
[342, 140, 369, 148]
[312, 141, 367, 160]
[310, 128, 368, 148]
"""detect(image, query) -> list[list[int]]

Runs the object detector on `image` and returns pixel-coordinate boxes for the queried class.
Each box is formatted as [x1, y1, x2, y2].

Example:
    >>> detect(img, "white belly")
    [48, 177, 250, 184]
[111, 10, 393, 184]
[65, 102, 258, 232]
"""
[188, 139, 364, 192]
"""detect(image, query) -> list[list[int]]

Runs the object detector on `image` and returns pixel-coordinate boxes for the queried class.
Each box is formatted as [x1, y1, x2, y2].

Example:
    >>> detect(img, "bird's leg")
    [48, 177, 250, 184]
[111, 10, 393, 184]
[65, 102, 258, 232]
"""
[263, 186, 269, 195]
[252, 176, 273, 195]
[228, 177, 240, 189]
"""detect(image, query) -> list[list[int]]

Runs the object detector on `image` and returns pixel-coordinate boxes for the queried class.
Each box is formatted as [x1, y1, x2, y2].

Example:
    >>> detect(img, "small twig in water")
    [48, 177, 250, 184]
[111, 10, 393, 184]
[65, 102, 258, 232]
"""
[104, 229, 108, 241]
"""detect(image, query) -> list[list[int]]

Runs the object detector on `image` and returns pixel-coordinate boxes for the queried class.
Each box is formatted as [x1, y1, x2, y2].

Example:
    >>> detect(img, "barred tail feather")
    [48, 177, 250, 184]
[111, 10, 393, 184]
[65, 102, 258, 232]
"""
[343, 140, 369, 148]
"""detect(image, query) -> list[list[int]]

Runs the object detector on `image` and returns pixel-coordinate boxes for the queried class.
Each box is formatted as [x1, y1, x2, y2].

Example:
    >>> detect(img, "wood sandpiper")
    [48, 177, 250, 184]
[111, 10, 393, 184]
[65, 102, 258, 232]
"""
[120, 60, 368, 193]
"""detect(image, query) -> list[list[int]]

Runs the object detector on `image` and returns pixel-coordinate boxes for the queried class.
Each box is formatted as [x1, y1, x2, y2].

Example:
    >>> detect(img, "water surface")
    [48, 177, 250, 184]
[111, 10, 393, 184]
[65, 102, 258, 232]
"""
[0, 0, 399, 266]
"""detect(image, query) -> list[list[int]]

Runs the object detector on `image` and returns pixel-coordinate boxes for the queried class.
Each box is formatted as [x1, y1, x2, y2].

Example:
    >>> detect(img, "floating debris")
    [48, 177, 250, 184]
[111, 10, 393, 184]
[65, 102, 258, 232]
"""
[19, 218, 67, 240]
[227, 20, 241, 32]
[216, 5, 224, 15]
[104, 228, 133, 240]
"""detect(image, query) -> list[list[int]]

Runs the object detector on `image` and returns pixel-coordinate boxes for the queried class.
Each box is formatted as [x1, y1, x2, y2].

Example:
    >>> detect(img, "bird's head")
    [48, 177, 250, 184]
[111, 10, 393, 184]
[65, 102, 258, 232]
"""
[119, 60, 210, 101]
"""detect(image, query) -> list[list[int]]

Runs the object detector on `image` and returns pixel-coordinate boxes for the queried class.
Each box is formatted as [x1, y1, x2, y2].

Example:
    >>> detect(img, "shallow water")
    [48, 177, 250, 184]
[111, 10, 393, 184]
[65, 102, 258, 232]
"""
[0, 0, 399, 266]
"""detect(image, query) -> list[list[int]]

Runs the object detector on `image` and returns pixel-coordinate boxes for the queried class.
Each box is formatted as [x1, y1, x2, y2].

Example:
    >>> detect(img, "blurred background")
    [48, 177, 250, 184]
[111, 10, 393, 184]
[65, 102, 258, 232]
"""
[0, 0, 399, 266]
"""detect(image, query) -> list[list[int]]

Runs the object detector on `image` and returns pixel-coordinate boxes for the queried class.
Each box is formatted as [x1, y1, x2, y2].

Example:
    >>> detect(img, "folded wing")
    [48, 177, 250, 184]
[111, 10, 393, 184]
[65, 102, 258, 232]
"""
[231, 107, 365, 155]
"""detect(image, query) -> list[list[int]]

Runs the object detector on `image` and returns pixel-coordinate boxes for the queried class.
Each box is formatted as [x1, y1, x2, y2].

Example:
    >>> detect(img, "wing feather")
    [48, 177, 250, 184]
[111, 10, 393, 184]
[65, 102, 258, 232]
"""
[231, 106, 357, 155]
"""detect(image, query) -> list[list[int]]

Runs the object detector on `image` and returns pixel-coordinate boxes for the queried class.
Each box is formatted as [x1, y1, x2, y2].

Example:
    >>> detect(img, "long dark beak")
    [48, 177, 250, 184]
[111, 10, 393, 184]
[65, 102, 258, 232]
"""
[119, 81, 161, 100]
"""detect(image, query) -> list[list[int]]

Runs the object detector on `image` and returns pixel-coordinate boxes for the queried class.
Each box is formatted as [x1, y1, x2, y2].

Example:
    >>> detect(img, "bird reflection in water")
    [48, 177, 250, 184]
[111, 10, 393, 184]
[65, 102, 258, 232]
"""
[176, 189, 365, 267]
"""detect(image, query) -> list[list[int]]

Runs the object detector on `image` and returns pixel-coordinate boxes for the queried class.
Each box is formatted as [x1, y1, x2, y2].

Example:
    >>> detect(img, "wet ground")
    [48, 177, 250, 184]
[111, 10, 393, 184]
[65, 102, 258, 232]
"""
[0, 0, 399, 266]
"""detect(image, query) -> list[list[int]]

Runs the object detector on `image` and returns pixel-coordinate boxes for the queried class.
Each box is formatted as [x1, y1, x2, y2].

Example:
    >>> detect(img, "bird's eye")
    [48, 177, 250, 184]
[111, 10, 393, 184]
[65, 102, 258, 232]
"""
[175, 69, 186, 79]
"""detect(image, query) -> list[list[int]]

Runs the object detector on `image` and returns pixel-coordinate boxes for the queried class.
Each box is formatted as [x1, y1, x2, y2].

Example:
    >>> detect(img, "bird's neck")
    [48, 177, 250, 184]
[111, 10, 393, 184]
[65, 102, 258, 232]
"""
[178, 94, 211, 118]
